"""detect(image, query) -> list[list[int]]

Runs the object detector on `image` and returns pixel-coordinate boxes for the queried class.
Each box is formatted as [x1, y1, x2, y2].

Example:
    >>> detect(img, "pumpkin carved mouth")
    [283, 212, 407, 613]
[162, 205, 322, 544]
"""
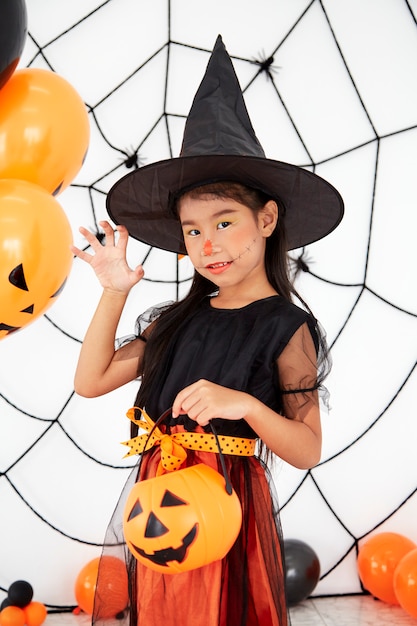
[131, 524, 198, 567]
[0, 322, 20, 334]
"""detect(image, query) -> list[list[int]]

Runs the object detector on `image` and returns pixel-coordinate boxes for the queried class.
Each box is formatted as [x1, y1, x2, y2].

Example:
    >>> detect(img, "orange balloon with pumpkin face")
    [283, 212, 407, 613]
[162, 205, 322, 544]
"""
[0, 179, 73, 339]
[0, 68, 90, 196]
[123, 463, 242, 574]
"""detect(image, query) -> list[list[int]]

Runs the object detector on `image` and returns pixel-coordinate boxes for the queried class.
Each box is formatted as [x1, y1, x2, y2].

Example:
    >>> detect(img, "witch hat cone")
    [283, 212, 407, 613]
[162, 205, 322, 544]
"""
[179, 35, 265, 159]
[106, 35, 343, 253]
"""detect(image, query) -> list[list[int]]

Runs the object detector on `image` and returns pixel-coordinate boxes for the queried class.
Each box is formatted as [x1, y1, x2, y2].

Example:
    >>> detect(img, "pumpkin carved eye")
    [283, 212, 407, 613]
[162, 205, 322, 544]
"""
[145, 513, 168, 538]
[6, 265, 68, 319]
[9, 263, 29, 291]
[127, 499, 143, 522]
[128, 490, 188, 523]
[161, 490, 188, 508]
[9, 264, 33, 316]
[146, 491, 189, 538]
[128, 490, 189, 538]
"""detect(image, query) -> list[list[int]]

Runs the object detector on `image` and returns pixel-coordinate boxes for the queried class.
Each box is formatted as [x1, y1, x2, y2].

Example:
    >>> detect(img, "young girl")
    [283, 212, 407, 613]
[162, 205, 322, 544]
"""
[72, 37, 343, 626]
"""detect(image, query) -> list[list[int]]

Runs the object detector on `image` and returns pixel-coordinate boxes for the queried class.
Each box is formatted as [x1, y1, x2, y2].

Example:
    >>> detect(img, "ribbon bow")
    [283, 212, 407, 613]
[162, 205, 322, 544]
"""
[122, 407, 188, 475]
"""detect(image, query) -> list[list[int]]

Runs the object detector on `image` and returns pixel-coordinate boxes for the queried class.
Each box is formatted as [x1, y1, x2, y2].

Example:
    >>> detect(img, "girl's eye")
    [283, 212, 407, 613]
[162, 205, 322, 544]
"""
[188, 228, 200, 237]
[217, 221, 231, 230]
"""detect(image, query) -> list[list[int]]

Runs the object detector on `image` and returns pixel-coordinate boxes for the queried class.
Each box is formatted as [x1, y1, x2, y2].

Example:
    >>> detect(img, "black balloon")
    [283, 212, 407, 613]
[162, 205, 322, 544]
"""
[8, 579, 33, 608]
[284, 538, 321, 606]
[1, 597, 12, 610]
[0, 0, 27, 90]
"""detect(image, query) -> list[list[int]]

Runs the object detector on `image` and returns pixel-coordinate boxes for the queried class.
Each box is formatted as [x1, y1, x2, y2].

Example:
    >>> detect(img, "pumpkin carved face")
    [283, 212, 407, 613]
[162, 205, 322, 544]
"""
[123, 464, 242, 574]
[0, 179, 73, 339]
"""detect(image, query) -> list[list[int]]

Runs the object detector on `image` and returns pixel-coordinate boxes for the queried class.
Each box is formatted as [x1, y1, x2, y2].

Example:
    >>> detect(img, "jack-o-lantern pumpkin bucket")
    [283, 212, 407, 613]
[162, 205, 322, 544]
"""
[123, 462, 242, 574]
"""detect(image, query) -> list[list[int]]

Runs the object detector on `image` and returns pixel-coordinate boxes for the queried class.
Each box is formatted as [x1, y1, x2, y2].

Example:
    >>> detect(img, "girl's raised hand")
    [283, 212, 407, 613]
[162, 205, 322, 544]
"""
[71, 221, 144, 294]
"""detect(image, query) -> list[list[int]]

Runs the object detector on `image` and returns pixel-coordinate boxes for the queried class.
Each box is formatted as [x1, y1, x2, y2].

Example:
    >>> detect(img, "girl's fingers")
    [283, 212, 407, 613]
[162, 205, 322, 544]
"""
[172, 385, 195, 417]
[70, 244, 92, 263]
[78, 226, 102, 250]
[98, 220, 113, 231]
[171, 397, 185, 418]
[172, 382, 205, 418]
[172, 381, 247, 422]
[134, 265, 145, 281]
[99, 222, 130, 249]
[79, 222, 126, 251]
[99, 221, 116, 245]
[116, 225, 129, 250]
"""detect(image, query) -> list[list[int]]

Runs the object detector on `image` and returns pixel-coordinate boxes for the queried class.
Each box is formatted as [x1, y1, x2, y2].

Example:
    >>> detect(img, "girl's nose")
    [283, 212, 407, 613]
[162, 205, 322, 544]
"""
[202, 239, 213, 256]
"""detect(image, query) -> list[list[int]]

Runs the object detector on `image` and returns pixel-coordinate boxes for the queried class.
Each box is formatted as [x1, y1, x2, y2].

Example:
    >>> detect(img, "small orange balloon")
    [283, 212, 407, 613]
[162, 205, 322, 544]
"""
[357, 532, 416, 604]
[0, 606, 25, 626]
[0, 68, 89, 195]
[74, 556, 128, 619]
[394, 548, 417, 618]
[23, 602, 47, 626]
[0, 179, 73, 339]
[75, 557, 100, 615]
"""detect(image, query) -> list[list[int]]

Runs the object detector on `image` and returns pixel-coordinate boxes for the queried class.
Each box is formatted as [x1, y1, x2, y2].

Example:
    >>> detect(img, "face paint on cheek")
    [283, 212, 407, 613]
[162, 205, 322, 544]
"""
[233, 237, 258, 261]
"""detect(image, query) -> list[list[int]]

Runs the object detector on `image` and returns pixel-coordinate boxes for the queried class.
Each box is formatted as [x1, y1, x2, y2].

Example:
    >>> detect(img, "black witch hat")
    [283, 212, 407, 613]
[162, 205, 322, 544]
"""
[106, 35, 343, 254]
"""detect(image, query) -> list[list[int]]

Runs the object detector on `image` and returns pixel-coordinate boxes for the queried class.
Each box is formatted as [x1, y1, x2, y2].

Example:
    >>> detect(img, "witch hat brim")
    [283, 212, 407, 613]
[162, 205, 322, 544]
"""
[106, 36, 344, 254]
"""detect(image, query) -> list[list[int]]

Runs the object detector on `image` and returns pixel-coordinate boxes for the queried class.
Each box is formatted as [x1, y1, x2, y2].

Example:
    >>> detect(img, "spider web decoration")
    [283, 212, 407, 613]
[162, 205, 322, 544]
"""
[1, 0, 417, 609]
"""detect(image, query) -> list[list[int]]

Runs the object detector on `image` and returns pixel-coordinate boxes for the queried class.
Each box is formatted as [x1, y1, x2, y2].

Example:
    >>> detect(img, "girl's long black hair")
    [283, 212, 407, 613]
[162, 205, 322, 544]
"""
[133, 181, 330, 435]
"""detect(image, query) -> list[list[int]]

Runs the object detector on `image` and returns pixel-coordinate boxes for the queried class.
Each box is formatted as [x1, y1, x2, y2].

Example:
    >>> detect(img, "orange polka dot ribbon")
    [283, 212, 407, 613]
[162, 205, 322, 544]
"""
[122, 407, 257, 473]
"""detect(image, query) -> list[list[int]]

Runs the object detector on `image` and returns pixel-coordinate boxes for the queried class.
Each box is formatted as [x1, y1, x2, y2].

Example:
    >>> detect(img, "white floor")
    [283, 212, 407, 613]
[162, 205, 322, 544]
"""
[289, 596, 417, 625]
[43, 595, 417, 625]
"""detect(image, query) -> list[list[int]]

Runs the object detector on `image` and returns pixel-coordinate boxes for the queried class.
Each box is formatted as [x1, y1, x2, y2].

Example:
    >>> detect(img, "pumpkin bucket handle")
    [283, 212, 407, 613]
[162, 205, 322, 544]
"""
[209, 421, 233, 495]
[144, 408, 234, 496]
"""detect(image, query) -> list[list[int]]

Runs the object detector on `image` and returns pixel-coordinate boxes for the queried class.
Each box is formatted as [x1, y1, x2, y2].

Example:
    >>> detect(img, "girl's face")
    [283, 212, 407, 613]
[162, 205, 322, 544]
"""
[178, 194, 277, 296]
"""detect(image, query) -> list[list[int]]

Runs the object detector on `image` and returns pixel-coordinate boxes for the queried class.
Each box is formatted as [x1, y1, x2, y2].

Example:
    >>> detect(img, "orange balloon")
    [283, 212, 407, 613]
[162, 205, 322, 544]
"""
[74, 556, 128, 619]
[394, 548, 417, 618]
[75, 557, 100, 615]
[23, 602, 47, 626]
[357, 532, 416, 604]
[0, 68, 89, 195]
[0, 179, 73, 339]
[0, 606, 25, 626]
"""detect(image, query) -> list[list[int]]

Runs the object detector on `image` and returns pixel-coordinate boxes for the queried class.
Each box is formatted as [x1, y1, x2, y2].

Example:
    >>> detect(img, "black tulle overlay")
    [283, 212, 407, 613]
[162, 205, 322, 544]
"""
[93, 296, 327, 625]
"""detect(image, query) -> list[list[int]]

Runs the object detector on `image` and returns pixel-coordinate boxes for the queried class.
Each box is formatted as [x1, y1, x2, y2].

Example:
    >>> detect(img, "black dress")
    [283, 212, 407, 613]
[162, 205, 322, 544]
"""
[93, 295, 319, 626]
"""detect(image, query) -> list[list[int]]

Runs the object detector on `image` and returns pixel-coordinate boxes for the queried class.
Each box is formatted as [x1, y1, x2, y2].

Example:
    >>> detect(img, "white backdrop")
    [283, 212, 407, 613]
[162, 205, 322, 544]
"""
[1, 0, 416, 609]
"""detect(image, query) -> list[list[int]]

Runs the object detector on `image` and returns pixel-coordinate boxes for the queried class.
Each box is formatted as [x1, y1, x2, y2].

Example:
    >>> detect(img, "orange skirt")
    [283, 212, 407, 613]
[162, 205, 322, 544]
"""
[93, 434, 288, 626]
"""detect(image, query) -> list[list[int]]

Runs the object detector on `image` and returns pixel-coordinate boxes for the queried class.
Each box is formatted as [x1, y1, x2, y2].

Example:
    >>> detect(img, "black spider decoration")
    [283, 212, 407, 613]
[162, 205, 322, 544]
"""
[119, 146, 144, 170]
[124, 151, 139, 169]
[96, 230, 106, 245]
[290, 250, 312, 278]
[253, 52, 280, 80]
